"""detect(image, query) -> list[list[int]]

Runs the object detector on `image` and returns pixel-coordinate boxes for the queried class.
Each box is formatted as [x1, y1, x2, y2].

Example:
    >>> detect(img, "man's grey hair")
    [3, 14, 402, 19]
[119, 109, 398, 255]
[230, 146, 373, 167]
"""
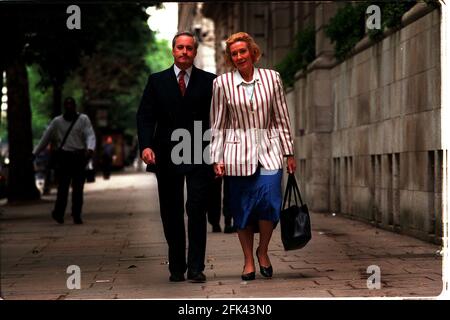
[172, 31, 199, 49]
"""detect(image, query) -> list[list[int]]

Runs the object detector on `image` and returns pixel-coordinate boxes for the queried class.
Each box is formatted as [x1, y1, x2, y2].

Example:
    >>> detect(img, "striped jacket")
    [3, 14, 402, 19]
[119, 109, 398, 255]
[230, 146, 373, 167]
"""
[210, 68, 294, 176]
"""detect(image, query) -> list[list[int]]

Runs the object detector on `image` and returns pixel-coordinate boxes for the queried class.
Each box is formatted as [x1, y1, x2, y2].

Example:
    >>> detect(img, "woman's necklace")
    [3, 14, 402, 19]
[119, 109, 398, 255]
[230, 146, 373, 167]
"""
[241, 68, 256, 111]
[249, 82, 256, 109]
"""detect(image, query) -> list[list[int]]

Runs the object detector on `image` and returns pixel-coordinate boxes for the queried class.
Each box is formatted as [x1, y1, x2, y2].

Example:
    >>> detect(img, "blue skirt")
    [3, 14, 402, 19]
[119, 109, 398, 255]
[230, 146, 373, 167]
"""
[224, 167, 283, 232]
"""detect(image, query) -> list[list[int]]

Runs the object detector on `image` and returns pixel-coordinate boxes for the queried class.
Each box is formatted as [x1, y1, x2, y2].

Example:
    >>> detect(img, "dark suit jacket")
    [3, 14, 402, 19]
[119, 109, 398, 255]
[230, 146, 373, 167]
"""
[136, 65, 216, 173]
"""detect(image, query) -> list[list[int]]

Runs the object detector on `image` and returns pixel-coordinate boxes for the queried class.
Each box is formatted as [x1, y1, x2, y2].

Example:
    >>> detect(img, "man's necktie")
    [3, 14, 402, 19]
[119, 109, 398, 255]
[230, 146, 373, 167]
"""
[178, 70, 186, 96]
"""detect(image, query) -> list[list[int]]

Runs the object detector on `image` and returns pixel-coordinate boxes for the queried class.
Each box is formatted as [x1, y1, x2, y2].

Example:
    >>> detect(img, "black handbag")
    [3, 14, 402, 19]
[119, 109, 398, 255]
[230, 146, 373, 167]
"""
[280, 173, 312, 250]
[85, 159, 96, 183]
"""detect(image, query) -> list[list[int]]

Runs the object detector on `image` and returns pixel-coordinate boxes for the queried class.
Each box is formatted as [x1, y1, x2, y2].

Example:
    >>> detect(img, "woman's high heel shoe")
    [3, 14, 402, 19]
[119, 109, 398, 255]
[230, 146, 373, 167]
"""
[241, 266, 256, 281]
[256, 247, 273, 278]
[241, 271, 256, 281]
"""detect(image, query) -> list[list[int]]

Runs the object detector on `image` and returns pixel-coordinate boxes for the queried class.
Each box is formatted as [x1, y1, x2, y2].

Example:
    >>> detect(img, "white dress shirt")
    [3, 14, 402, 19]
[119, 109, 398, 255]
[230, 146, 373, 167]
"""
[234, 69, 258, 101]
[173, 64, 193, 88]
[33, 113, 96, 155]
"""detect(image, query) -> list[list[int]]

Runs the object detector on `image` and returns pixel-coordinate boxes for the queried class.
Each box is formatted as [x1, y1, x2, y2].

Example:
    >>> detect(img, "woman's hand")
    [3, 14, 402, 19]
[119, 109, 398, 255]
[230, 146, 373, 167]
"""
[213, 162, 225, 178]
[286, 156, 296, 174]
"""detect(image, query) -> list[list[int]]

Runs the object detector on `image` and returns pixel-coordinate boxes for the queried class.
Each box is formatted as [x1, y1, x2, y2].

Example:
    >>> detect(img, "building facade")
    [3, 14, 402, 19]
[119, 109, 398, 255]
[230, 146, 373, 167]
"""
[178, 3, 216, 74]
[196, 2, 443, 244]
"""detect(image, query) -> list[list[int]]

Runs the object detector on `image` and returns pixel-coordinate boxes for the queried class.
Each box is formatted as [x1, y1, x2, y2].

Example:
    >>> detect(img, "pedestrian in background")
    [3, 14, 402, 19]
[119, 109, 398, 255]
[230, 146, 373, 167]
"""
[207, 178, 237, 233]
[102, 136, 115, 180]
[222, 180, 237, 234]
[210, 32, 296, 280]
[206, 177, 222, 232]
[33, 97, 96, 225]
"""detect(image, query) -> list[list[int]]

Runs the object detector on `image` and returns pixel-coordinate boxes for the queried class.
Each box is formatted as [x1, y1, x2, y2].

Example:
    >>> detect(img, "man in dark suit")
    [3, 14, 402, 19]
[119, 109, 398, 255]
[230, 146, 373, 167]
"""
[137, 31, 216, 283]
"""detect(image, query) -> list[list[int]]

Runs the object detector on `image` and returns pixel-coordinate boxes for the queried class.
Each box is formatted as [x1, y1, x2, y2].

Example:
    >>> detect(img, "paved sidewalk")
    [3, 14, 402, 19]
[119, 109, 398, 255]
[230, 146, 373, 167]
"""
[0, 171, 444, 299]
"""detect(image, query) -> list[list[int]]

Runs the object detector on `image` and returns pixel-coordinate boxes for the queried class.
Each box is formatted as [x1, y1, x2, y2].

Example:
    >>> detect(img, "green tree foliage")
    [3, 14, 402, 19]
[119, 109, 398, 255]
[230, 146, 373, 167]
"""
[383, 1, 417, 29]
[0, 3, 163, 201]
[28, 65, 83, 145]
[146, 38, 173, 74]
[104, 38, 172, 137]
[275, 25, 316, 88]
[367, 1, 417, 41]
[76, 3, 163, 137]
[324, 3, 367, 62]
[27, 65, 52, 145]
[325, 1, 420, 61]
[24, 4, 166, 143]
[21, 4, 101, 117]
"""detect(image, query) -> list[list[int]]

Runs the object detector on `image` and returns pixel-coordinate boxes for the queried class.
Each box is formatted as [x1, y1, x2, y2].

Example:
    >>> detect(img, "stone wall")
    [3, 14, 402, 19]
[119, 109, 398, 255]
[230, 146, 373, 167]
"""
[203, 2, 313, 75]
[201, 2, 443, 244]
[291, 7, 442, 243]
[178, 3, 216, 74]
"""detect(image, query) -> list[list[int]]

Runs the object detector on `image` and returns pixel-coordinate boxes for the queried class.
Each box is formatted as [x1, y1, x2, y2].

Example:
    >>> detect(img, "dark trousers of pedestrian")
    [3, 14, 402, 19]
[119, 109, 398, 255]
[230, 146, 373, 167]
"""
[207, 177, 222, 229]
[155, 166, 212, 275]
[53, 150, 87, 220]
[102, 155, 112, 180]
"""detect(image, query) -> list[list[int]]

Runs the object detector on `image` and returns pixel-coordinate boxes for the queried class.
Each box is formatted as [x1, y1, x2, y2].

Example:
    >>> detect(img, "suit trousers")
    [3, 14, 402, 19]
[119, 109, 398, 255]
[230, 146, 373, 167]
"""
[207, 177, 222, 227]
[53, 150, 87, 219]
[156, 166, 212, 274]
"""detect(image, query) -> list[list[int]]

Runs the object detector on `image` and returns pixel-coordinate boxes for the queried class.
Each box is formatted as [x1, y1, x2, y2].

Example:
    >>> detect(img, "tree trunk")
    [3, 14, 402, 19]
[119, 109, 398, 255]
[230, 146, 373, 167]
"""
[52, 82, 62, 118]
[6, 58, 41, 202]
[0, 70, 3, 126]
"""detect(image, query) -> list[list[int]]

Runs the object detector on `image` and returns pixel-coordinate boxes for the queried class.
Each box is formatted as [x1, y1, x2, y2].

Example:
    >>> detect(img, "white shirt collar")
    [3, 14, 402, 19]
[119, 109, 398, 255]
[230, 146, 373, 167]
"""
[174, 64, 193, 78]
[234, 67, 260, 87]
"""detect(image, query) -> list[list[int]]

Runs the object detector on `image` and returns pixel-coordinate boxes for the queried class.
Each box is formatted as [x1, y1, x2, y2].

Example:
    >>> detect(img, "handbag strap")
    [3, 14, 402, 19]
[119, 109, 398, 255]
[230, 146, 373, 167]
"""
[58, 113, 80, 150]
[290, 174, 305, 206]
[282, 174, 304, 209]
[282, 175, 291, 209]
[283, 174, 295, 209]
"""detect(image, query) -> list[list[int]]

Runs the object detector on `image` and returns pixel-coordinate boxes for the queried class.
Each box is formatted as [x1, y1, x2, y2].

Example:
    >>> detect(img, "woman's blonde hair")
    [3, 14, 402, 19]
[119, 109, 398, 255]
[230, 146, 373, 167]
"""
[224, 32, 262, 68]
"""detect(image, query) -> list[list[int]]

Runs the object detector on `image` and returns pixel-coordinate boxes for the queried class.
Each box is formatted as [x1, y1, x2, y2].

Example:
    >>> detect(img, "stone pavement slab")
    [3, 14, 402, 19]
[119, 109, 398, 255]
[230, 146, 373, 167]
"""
[0, 171, 445, 299]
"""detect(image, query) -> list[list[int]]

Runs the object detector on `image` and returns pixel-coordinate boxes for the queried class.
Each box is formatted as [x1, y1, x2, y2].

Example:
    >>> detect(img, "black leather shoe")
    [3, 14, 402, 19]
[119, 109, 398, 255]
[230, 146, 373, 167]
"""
[187, 271, 206, 283]
[73, 217, 83, 224]
[256, 247, 273, 278]
[224, 224, 237, 233]
[241, 271, 255, 281]
[169, 272, 185, 282]
[52, 211, 64, 224]
[212, 224, 222, 233]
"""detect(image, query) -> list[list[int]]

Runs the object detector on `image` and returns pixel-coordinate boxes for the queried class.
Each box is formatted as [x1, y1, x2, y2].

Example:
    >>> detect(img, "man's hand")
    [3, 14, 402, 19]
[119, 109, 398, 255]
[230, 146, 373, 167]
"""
[286, 156, 296, 174]
[213, 162, 225, 178]
[141, 148, 156, 165]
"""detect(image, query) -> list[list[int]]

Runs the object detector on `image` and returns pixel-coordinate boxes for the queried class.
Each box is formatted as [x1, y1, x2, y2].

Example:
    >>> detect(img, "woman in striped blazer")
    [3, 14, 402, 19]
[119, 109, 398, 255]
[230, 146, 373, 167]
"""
[210, 32, 296, 280]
